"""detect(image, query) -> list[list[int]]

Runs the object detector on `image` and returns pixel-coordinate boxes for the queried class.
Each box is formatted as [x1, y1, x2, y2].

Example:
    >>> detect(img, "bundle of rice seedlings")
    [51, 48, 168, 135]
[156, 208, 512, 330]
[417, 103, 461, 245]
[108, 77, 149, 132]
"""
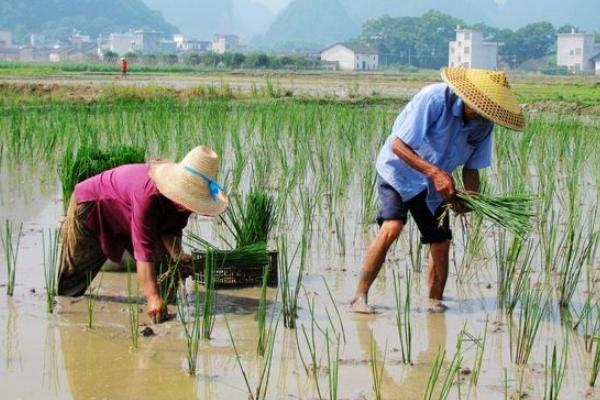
[59, 144, 145, 209]
[445, 191, 534, 239]
[186, 234, 270, 267]
[221, 191, 277, 248]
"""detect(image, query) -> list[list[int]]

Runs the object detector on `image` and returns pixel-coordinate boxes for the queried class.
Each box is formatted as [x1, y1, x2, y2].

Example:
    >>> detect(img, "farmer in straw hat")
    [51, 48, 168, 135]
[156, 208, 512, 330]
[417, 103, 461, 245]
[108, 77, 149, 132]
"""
[351, 68, 525, 313]
[57, 146, 228, 323]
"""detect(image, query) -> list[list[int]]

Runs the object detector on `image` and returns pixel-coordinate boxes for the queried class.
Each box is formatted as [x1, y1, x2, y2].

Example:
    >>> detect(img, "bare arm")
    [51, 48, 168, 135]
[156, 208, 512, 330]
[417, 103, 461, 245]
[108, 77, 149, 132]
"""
[462, 167, 480, 194]
[136, 260, 165, 322]
[161, 234, 191, 263]
[391, 137, 456, 200]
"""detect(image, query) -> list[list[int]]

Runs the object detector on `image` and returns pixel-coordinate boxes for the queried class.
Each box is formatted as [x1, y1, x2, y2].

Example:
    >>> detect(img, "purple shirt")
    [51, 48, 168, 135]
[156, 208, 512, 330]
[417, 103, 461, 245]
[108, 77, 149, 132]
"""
[75, 164, 191, 263]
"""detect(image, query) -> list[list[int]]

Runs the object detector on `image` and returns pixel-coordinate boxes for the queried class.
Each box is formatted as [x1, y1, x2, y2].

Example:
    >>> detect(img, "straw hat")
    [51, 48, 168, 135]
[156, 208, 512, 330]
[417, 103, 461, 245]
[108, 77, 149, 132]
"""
[149, 146, 228, 216]
[441, 68, 525, 131]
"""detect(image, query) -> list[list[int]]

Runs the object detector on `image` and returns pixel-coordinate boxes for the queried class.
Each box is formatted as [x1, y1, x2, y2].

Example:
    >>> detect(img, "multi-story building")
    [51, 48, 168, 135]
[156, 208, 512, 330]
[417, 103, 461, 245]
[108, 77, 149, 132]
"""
[556, 29, 600, 74]
[449, 27, 498, 69]
[107, 33, 135, 55]
[133, 30, 162, 53]
[211, 34, 239, 54]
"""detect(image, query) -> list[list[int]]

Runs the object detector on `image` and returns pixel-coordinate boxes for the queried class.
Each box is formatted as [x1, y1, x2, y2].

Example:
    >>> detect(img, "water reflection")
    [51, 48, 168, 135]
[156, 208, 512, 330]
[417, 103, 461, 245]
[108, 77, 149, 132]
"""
[4, 299, 23, 372]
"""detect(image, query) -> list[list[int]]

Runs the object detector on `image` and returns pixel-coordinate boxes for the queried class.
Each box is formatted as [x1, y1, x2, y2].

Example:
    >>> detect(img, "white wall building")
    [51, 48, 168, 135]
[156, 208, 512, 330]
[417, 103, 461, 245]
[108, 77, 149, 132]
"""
[0, 31, 13, 49]
[107, 33, 135, 55]
[556, 29, 600, 74]
[320, 43, 378, 71]
[449, 28, 498, 69]
[212, 34, 239, 54]
[174, 35, 212, 52]
[593, 54, 600, 76]
[133, 30, 162, 53]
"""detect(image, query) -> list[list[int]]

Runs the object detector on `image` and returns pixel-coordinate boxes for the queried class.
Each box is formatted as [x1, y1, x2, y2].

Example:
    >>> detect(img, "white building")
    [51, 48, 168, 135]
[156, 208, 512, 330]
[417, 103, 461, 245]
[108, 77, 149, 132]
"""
[320, 42, 378, 71]
[212, 34, 239, 54]
[449, 28, 498, 69]
[133, 30, 162, 53]
[0, 31, 13, 49]
[593, 54, 600, 76]
[556, 29, 600, 74]
[107, 33, 135, 55]
[174, 35, 211, 52]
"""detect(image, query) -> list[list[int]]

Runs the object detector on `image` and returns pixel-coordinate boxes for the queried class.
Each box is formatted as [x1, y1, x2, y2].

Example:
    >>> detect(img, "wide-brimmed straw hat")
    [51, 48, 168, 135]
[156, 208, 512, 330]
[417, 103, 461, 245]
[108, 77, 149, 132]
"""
[149, 146, 228, 216]
[441, 67, 525, 131]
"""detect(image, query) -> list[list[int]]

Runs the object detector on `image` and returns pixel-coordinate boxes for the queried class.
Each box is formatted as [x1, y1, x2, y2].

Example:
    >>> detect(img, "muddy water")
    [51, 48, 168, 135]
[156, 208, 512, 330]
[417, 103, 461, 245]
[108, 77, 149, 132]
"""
[1, 167, 600, 400]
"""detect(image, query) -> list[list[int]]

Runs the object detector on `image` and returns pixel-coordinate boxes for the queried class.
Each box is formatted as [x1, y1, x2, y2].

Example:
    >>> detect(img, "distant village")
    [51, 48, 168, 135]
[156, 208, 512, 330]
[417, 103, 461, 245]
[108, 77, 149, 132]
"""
[0, 26, 598, 75]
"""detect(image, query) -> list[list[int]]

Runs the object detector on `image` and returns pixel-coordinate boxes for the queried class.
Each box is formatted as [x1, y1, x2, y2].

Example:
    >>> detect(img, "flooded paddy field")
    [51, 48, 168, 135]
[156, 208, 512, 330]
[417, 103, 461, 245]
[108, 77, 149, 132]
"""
[1, 78, 600, 399]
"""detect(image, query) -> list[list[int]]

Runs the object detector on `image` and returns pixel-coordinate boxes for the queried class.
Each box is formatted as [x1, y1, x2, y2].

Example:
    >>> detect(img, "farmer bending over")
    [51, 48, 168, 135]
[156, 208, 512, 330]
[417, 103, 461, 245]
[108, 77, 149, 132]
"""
[351, 68, 525, 313]
[57, 146, 228, 322]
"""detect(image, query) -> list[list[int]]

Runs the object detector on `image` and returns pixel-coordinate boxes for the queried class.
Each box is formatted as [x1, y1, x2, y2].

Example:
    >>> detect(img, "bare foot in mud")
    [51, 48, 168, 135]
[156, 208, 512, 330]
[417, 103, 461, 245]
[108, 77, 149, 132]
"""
[427, 299, 449, 313]
[350, 296, 378, 314]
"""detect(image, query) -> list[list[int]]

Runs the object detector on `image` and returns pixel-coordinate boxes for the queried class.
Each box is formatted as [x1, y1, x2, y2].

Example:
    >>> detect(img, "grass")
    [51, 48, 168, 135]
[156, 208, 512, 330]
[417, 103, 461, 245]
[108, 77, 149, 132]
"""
[176, 281, 202, 375]
[59, 144, 145, 209]
[201, 250, 217, 340]
[448, 191, 535, 239]
[1, 220, 22, 296]
[126, 261, 140, 349]
[278, 236, 304, 329]
[511, 281, 546, 365]
[225, 312, 280, 400]
[257, 266, 270, 356]
[86, 271, 104, 329]
[326, 330, 341, 400]
[370, 332, 387, 400]
[220, 191, 276, 248]
[41, 229, 59, 313]
[544, 343, 567, 400]
[393, 269, 412, 364]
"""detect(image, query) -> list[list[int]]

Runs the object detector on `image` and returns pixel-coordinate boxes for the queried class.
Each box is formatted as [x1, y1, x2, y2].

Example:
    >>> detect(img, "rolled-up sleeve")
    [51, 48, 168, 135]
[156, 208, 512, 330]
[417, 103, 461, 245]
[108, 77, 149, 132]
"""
[465, 123, 494, 169]
[393, 92, 443, 150]
[131, 193, 158, 262]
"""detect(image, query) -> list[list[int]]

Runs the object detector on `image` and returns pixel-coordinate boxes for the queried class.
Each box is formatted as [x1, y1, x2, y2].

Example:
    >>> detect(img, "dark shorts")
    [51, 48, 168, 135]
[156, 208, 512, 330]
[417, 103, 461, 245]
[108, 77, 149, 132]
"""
[376, 175, 452, 244]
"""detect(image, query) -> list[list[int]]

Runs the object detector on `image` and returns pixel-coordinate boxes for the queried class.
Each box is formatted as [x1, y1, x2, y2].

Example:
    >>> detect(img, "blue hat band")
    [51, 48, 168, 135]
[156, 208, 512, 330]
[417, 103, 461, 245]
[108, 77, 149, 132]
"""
[183, 165, 223, 200]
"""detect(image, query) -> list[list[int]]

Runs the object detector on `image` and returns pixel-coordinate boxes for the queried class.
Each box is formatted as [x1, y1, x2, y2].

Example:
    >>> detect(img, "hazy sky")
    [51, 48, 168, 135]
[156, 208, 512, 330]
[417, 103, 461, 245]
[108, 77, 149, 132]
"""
[252, 0, 291, 13]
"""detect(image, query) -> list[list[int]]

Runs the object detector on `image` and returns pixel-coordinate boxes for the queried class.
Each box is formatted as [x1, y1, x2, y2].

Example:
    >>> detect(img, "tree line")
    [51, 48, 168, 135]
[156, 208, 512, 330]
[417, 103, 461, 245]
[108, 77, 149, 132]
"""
[356, 10, 591, 69]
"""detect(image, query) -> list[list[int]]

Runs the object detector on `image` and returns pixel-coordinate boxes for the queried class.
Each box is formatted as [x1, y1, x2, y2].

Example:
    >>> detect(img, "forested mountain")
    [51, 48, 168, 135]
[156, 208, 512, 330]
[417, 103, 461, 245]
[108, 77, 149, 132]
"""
[0, 0, 177, 41]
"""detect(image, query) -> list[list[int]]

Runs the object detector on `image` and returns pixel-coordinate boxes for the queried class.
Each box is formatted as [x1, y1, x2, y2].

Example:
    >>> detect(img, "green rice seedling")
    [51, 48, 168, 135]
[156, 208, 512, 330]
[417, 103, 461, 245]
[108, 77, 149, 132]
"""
[590, 333, 600, 387]
[423, 347, 446, 400]
[438, 335, 464, 400]
[278, 236, 303, 329]
[557, 213, 597, 308]
[322, 277, 346, 343]
[511, 281, 546, 365]
[224, 313, 280, 400]
[494, 232, 533, 315]
[392, 269, 412, 364]
[86, 271, 103, 328]
[301, 298, 324, 399]
[543, 343, 567, 400]
[257, 266, 270, 356]
[202, 250, 217, 340]
[370, 332, 387, 400]
[41, 229, 59, 313]
[1, 220, 22, 296]
[224, 190, 276, 248]
[446, 191, 535, 239]
[408, 221, 424, 273]
[470, 319, 488, 386]
[325, 330, 341, 400]
[126, 261, 140, 349]
[176, 281, 202, 375]
[59, 144, 145, 209]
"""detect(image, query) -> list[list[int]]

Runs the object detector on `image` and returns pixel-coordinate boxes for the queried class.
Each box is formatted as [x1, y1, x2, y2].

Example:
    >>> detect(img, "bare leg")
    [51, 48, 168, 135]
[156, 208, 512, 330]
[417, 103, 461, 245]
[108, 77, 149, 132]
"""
[427, 240, 450, 300]
[351, 220, 404, 313]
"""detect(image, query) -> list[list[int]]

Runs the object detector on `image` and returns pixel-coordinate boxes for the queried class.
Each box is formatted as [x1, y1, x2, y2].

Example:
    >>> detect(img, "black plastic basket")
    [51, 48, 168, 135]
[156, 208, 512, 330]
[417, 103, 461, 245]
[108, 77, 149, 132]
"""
[191, 250, 278, 288]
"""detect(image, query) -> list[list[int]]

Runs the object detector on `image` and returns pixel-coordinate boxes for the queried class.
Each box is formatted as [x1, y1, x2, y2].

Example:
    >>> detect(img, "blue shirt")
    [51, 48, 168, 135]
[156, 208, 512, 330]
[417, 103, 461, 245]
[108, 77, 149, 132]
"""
[376, 83, 494, 214]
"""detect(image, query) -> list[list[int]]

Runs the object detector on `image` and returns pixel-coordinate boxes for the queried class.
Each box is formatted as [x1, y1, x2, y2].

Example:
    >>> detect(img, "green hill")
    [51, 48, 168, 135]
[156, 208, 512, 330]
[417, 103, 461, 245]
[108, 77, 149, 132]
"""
[0, 0, 177, 41]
